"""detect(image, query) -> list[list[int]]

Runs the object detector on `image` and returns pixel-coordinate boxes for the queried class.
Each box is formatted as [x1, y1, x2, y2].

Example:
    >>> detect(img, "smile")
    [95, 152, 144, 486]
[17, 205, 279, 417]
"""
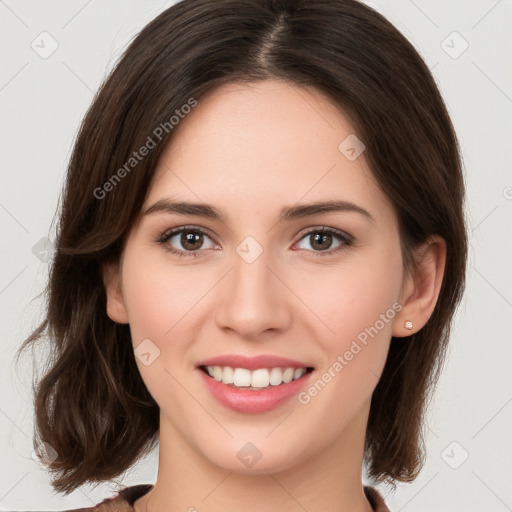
[200, 365, 313, 389]
[196, 354, 315, 413]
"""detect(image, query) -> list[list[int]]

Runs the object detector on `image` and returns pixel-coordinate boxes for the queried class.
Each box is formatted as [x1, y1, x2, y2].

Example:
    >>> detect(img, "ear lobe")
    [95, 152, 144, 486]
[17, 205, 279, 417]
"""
[102, 262, 129, 324]
[393, 235, 446, 337]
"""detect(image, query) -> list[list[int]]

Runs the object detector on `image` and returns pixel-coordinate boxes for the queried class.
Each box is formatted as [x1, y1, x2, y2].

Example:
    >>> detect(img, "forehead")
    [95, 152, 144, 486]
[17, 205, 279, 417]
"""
[145, 79, 394, 227]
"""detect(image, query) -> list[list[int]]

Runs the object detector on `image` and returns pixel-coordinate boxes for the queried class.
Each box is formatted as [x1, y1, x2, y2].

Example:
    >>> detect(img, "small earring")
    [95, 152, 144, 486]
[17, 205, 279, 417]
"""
[404, 321, 413, 330]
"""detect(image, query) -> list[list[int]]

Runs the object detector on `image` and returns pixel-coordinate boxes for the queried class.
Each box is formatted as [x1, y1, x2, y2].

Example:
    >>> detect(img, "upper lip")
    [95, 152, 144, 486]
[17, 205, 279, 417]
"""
[197, 354, 314, 370]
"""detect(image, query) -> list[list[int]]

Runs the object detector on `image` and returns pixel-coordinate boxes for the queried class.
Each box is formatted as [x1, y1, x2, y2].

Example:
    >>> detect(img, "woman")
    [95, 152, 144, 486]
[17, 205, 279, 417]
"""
[18, 0, 467, 510]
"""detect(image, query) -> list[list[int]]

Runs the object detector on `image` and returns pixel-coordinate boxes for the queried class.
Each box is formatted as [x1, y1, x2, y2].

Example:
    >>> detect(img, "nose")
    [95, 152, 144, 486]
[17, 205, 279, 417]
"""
[214, 246, 292, 341]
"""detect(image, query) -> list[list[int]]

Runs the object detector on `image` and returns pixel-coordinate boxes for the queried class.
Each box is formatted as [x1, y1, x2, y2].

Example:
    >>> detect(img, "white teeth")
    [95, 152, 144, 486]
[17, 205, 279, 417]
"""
[269, 367, 283, 386]
[293, 368, 306, 380]
[213, 366, 223, 381]
[221, 366, 234, 384]
[251, 368, 270, 388]
[233, 368, 251, 386]
[204, 365, 310, 388]
[282, 367, 294, 383]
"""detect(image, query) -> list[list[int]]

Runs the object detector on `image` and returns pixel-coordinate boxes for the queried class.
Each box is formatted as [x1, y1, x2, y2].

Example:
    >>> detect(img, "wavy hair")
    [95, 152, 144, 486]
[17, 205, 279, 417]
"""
[16, 0, 467, 494]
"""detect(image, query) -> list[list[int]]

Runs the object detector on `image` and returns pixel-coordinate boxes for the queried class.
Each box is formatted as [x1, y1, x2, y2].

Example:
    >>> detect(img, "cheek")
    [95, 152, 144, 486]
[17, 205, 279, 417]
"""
[294, 246, 402, 388]
[120, 250, 218, 404]
[121, 251, 214, 344]
[301, 258, 401, 343]
[294, 266, 399, 430]
[120, 252, 206, 417]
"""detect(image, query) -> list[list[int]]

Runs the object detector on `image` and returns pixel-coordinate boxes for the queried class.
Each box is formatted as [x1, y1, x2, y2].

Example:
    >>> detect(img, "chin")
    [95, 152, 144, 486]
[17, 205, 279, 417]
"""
[198, 437, 309, 476]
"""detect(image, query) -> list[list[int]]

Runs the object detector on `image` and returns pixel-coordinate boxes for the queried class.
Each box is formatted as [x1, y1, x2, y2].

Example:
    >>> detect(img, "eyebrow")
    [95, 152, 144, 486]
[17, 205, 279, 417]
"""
[143, 198, 375, 224]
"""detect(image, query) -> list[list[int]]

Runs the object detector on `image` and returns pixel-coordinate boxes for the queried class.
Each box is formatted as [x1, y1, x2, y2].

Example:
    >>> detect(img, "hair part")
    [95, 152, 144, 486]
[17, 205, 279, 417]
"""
[16, 0, 467, 494]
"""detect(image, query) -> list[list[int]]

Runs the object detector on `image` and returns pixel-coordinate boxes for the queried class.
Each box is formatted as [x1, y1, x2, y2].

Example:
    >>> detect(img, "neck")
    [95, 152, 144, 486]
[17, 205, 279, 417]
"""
[135, 402, 374, 512]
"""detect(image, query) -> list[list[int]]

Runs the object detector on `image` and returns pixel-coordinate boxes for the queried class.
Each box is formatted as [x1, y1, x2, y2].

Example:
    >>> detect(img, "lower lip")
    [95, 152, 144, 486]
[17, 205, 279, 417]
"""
[198, 368, 314, 414]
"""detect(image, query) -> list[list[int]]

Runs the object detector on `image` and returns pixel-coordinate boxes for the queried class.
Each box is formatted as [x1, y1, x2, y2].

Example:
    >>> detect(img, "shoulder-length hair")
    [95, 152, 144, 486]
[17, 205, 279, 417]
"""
[17, 0, 467, 494]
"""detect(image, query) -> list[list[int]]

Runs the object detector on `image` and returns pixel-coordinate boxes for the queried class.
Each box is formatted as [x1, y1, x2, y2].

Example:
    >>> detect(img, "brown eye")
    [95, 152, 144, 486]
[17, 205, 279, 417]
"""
[309, 232, 333, 251]
[160, 227, 217, 256]
[295, 228, 352, 255]
[180, 231, 204, 251]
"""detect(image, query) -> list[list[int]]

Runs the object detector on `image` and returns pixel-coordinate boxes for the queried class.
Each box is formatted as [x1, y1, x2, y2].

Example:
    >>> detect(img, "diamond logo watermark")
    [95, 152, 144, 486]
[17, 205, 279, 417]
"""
[441, 31, 469, 60]
[32, 237, 55, 263]
[338, 134, 365, 161]
[441, 440, 469, 469]
[236, 236, 263, 264]
[31, 31, 59, 59]
[237, 442, 262, 468]
[31, 441, 58, 468]
[134, 338, 161, 366]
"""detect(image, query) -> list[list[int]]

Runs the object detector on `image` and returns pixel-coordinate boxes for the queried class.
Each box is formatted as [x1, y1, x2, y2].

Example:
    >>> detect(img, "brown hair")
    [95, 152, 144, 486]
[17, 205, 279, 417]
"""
[16, 0, 467, 495]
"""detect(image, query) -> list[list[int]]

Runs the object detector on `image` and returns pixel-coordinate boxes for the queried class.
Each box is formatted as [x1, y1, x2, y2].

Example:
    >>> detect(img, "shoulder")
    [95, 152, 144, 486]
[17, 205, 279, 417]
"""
[30, 484, 384, 511]
[364, 485, 392, 512]
[60, 484, 154, 512]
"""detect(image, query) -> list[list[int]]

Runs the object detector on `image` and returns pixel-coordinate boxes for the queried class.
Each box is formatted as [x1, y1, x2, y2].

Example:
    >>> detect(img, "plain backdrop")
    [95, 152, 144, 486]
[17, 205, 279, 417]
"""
[1, 1, 511, 511]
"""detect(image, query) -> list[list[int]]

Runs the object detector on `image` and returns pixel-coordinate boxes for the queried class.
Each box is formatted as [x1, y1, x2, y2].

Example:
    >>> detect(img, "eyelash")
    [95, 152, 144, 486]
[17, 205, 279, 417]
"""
[157, 225, 353, 258]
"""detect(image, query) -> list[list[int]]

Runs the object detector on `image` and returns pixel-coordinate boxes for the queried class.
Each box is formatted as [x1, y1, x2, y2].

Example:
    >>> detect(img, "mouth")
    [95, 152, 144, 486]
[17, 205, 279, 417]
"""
[199, 364, 315, 390]
[196, 354, 316, 413]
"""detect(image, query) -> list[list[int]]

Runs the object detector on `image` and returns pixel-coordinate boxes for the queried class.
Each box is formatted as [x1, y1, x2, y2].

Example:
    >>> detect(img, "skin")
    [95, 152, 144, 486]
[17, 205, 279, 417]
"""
[104, 79, 446, 512]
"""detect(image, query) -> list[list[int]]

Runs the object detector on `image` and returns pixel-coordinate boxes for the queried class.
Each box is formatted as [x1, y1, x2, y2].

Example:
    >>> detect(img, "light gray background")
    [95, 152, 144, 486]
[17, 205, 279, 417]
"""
[1, 1, 511, 510]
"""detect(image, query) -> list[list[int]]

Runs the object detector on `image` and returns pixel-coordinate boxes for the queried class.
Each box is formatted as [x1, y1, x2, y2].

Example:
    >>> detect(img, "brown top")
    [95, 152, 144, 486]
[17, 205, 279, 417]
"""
[62, 484, 391, 511]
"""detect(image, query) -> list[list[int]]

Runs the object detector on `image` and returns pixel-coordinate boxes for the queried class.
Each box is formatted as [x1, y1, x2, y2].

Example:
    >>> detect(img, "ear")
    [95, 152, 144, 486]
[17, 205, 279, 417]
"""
[102, 261, 129, 324]
[393, 235, 446, 337]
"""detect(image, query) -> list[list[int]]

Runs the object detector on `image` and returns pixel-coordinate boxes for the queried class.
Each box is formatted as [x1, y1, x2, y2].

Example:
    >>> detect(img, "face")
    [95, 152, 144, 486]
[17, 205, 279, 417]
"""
[106, 79, 412, 474]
